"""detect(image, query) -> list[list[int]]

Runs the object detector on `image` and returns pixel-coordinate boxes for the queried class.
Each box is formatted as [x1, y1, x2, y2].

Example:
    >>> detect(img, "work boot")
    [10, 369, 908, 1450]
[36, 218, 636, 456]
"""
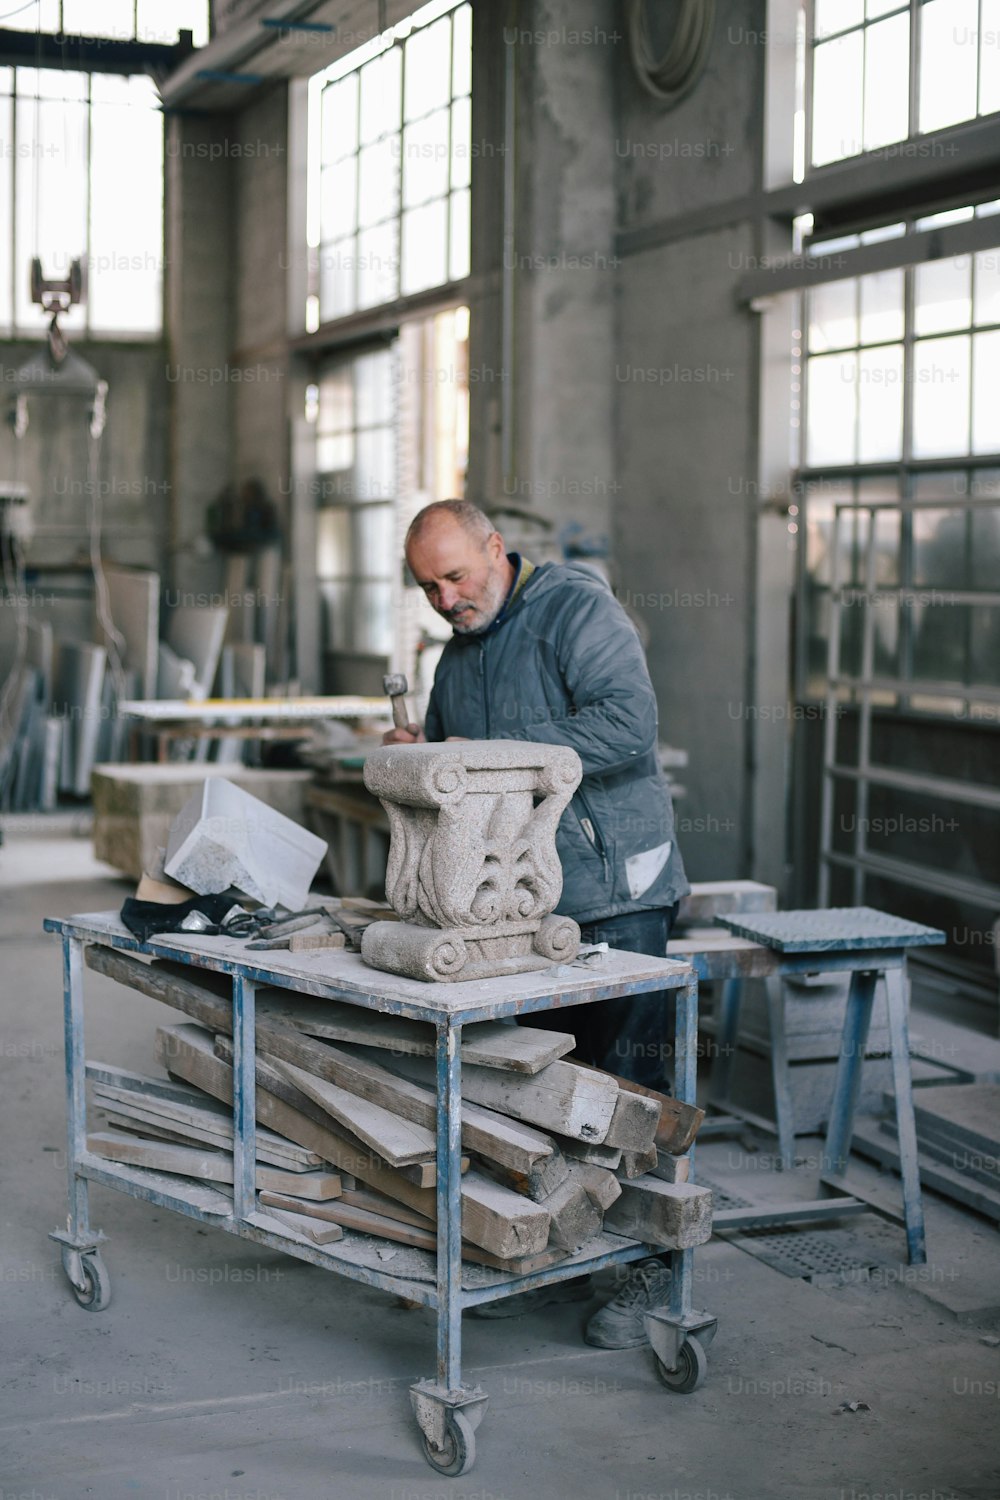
[584, 1258, 672, 1349]
[470, 1274, 593, 1319]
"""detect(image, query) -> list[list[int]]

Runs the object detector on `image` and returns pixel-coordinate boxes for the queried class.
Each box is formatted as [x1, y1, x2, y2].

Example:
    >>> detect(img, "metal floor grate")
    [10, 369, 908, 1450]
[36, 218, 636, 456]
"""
[697, 1178, 753, 1211]
[730, 1226, 880, 1282]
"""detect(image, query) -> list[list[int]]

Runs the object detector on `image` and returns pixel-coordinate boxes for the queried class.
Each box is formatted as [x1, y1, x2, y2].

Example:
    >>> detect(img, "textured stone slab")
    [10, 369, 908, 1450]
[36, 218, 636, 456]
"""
[715, 906, 946, 952]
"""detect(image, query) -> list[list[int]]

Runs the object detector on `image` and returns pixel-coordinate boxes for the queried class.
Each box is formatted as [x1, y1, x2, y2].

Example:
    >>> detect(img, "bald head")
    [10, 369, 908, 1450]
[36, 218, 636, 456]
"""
[406, 500, 514, 635]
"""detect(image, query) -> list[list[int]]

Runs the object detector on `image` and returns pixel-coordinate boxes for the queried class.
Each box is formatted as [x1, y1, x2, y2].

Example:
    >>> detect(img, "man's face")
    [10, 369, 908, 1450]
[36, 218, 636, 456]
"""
[407, 520, 511, 634]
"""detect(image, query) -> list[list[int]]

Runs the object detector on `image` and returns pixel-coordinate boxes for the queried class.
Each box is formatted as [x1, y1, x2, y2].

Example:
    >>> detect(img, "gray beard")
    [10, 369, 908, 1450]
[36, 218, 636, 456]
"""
[447, 571, 510, 635]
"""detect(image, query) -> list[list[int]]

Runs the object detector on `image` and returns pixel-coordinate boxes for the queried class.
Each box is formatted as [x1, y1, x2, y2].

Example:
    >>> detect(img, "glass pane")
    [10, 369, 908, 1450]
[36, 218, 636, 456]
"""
[321, 157, 357, 240]
[355, 349, 394, 428]
[912, 599, 968, 681]
[919, 0, 978, 133]
[863, 496, 902, 584]
[357, 220, 399, 309]
[322, 75, 358, 163]
[320, 581, 350, 649]
[452, 3, 472, 95]
[806, 352, 857, 464]
[971, 607, 1000, 685]
[970, 505, 1000, 588]
[357, 135, 399, 228]
[814, 0, 863, 40]
[355, 427, 395, 501]
[354, 581, 393, 653]
[137, 0, 210, 47]
[808, 279, 857, 351]
[402, 108, 450, 209]
[355, 505, 395, 574]
[316, 431, 354, 472]
[914, 256, 972, 335]
[867, 0, 905, 16]
[805, 485, 852, 586]
[63, 0, 133, 39]
[316, 508, 351, 578]
[88, 76, 163, 333]
[859, 269, 904, 343]
[3, 0, 58, 29]
[360, 47, 401, 145]
[863, 12, 909, 151]
[401, 198, 448, 295]
[857, 345, 903, 460]
[981, 0, 1000, 115]
[912, 507, 969, 588]
[319, 368, 353, 433]
[912, 336, 971, 457]
[319, 236, 356, 321]
[450, 188, 471, 281]
[812, 31, 864, 165]
[451, 94, 471, 190]
[973, 330, 1000, 453]
[974, 247, 1000, 325]
[405, 15, 453, 122]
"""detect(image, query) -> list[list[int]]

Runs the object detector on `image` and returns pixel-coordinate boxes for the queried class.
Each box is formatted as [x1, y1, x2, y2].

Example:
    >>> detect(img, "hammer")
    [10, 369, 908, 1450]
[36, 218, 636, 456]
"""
[383, 672, 411, 731]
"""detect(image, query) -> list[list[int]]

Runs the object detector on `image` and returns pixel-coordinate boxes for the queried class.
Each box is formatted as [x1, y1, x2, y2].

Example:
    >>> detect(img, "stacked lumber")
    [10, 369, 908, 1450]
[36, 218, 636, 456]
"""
[853, 1082, 1000, 1224]
[84, 946, 712, 1266]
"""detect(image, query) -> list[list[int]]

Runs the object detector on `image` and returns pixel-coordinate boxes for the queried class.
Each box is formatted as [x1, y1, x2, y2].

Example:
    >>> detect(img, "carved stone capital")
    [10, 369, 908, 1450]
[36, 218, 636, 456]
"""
[361, 741, 583, 982]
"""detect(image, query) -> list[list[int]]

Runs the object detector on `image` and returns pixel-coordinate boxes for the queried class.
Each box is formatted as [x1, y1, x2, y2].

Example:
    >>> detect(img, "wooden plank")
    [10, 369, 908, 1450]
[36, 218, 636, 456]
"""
[99, 1111, 206, 1148]
[851, 1120, 1000, 1224]
[213, 1036, 459, 1187]
[539, 1176, 603, 1252]
[91, 1081, 322, 1169]
[604, 1178, 713, 1250]
[553, 1134, 623, 1169]
[563, 1160, 621, 1211]
[263, 1206, 345, 1244]
[472, 1144, 569, 1203]
[602, 1072, 704, 1156]
[264, 1054, 436, 1168]
[675, 880, 777, 929]
[86, 1130, 343, 1199]
[602, 1089, 662, 1152]
[383, 1050, 618, 1144]
[649, 1150, 690, 1185]
[620, 1145, 659, 1178]
[255, 991, 574, 1074]
[257, 1190, 566, 1275]
[157, 1023, 547, 1259]
[339, 1186, 434, 1229]
[83, 949, 544, 1176]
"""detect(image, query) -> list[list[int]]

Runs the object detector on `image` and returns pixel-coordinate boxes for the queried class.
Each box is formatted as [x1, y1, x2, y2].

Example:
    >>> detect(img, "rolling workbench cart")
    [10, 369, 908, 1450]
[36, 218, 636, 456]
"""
[45, 911, 712, 1476]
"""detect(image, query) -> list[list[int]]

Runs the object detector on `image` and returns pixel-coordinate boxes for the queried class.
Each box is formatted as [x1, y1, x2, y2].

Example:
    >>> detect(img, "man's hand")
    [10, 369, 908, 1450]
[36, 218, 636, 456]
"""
[381, 723, 426, 746]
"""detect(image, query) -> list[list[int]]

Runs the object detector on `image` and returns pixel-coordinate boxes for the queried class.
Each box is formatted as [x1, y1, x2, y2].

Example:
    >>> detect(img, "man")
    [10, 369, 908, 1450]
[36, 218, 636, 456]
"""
[383, 499, 689, 1348]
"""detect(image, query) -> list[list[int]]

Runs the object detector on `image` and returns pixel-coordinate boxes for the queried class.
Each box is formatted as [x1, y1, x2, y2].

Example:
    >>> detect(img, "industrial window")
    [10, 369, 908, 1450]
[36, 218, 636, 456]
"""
[0, 67, 165, 336]
[2, 0, 209, 45]
[307, 0, 471, 327]
[806, 0, 1000, 170]
[798, 208, 1000, 706]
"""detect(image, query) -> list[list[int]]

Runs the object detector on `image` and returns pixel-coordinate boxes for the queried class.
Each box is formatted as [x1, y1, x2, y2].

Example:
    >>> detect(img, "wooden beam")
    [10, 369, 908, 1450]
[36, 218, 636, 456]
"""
[86, 1130, 343, 1199]
[265, 1054, 436, 1168]
[604, 1178, 713, 1249]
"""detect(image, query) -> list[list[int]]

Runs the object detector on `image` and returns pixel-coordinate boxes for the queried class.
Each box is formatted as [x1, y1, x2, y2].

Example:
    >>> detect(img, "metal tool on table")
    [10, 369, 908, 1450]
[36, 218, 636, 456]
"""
[382, 672, 412, 732]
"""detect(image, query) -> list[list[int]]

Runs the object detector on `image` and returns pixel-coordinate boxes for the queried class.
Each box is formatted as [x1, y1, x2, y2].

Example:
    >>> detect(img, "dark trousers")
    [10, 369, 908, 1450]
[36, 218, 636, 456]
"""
[526, 904, 679, 1090]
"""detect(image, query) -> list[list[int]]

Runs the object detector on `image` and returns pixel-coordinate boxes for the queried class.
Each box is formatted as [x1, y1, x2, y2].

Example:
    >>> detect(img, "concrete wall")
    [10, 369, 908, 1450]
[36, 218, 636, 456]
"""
[614, 0, 768, 879]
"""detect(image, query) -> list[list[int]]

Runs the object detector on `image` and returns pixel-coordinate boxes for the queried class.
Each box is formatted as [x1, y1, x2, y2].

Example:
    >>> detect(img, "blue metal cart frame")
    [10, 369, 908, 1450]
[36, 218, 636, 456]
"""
[45, 911, 711, 1476]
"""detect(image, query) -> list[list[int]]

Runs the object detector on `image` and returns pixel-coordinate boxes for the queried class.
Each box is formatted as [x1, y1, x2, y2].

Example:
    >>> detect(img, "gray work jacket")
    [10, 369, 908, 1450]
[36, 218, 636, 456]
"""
[423, 560, 689, 924]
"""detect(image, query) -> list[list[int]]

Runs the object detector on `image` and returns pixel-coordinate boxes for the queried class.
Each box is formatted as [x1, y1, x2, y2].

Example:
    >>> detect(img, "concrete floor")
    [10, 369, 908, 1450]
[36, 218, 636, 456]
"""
[2, 826, 1000, 1500]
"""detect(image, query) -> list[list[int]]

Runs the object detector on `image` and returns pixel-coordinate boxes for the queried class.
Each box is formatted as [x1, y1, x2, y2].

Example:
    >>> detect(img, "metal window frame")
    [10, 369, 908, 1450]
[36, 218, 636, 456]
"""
[313, 1, 470, 324]
[815, 490, 1000, 913]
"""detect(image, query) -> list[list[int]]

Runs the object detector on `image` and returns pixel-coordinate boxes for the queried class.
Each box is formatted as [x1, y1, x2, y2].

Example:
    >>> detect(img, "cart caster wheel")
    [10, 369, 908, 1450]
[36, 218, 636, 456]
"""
[70, 1253, 111, 1312]
[655, 1336, 706, 1394]
[422, 1410, 475, 1476]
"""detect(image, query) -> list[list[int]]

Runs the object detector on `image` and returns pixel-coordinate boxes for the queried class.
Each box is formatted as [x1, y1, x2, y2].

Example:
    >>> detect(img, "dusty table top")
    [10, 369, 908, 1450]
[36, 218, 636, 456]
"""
[45, 910, 695, 1025]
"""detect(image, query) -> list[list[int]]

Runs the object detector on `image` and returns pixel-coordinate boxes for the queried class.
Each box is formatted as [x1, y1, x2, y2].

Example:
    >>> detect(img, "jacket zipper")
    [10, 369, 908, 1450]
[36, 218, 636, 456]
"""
[479, 640, 491, 735]
[576, 785, 611, 882]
